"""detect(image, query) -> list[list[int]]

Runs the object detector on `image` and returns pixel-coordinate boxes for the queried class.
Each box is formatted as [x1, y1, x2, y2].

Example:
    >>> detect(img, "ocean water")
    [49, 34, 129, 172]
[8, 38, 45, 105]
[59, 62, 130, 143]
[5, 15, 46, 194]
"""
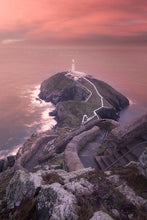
[0, 45, 147, 158]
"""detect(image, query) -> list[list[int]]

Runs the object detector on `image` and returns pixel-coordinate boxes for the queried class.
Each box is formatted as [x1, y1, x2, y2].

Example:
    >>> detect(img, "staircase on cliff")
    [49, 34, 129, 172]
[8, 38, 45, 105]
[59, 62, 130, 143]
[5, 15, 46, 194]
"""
[95, 141, 147, 170]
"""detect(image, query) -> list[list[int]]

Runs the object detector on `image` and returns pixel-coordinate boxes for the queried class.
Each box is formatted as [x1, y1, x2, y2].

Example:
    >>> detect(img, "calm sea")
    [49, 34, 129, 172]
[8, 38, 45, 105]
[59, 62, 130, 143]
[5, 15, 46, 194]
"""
[0, 45, 147, 158]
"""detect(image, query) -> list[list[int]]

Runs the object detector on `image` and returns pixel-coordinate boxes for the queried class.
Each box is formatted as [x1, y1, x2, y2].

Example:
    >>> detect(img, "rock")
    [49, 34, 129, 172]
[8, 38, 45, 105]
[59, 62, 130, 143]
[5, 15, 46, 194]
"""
[0, 159, 5, 172]
[89, 211, 114, 220]
[6, 170, 35, 209]
[111, 209, 120, 217]
[138, 147, 147, 178]
[7, 155, 15, 167]
[116, 182, 146, 206]
[109, 114, 147, 148]
[104, 171, 112, 176]
[87, 76, 129, 110]
[39, 72, 89, 104]
[37, 183, 78, 220]
[64, 178, 94, 196]
[96, 107, 118, 121]
[107, 175, 120, 185]
[39, 72, 129, 128]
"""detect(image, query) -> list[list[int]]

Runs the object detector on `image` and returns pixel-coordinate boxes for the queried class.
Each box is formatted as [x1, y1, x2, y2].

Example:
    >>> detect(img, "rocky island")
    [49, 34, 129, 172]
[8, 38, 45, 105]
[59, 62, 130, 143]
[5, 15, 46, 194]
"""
[39, 71, 129, 127]
[0, 71, 146, 220]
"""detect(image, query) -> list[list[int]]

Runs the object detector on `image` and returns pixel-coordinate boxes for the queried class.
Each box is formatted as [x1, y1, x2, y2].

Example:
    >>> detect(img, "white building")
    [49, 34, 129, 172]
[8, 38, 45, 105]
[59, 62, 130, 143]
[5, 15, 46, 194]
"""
[71, 59, 75, 72]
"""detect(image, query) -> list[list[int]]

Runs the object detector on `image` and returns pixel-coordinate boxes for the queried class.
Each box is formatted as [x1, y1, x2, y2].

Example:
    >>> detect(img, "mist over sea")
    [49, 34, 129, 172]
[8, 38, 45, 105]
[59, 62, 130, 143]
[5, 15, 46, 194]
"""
[0, 45, 147, 158]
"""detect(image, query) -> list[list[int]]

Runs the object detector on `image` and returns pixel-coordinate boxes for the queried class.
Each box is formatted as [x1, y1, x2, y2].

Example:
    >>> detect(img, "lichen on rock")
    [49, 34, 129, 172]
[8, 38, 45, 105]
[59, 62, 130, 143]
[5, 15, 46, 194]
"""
[6, 170, 35, 209]
[37, 183, 78, 220]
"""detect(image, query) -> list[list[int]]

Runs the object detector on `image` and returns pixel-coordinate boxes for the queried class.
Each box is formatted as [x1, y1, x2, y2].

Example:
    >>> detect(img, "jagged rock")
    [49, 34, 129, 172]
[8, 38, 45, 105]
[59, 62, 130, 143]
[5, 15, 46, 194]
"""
[107, 175, 120, 185]
[109, 114, 147, 149]
[138, 147, 147, 178]
[64, 178, 94, 196]
[96, 107, 118, 120]
[116, 183, 146, 206]
[39, 72, 89, 104]
[89, 211, 114, 220]
[7, 155, 15, 167]
[6, 170, 35, 209]
[37, 183, 78, 220]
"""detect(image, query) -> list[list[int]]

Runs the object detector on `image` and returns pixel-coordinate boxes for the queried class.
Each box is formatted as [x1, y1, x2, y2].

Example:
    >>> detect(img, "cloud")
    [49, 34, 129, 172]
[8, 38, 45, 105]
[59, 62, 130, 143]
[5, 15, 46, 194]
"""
[0, 0, 146, 45]
[1, 38, 25, 44]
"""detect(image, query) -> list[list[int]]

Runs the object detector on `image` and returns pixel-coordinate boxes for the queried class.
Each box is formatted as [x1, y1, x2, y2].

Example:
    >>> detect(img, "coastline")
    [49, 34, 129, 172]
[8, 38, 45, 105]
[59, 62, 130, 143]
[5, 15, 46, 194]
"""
[0, 85, 56, 159]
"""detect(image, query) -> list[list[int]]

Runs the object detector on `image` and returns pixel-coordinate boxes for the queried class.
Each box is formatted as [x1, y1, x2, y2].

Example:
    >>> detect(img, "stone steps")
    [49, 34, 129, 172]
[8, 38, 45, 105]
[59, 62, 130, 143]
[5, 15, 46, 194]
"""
[95, 143, 146, 171]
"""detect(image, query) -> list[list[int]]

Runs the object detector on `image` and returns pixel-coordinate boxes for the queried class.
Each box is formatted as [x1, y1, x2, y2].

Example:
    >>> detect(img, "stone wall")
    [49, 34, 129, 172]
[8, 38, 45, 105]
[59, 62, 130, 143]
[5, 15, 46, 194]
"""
[64, 126, 101, 171]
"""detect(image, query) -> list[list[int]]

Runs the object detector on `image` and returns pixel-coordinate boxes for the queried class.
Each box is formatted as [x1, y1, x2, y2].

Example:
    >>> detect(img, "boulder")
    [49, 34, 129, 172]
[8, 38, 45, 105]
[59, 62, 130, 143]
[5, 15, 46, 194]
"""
[6, 170, 35, 209]
[64, 178, 94, 196]
[116, 183, 146, 206]
[37, 183, 78, 220]
[89, 211, 114, 220]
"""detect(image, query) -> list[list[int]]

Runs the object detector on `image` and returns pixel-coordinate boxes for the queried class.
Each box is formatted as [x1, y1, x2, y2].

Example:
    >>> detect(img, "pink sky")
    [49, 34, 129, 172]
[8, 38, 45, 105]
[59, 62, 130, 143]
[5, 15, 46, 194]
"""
[0, 0, 147, 45]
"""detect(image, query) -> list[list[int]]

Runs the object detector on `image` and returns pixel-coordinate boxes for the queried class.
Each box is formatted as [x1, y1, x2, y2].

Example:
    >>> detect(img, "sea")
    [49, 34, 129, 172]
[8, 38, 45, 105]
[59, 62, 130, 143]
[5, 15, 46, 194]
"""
[0, 45, 147, 158]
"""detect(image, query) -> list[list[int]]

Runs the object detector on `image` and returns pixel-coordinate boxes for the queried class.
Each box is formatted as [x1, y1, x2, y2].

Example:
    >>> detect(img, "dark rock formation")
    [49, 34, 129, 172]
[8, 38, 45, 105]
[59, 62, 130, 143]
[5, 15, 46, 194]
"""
[0, 155, 15, 173]
[39, 72, 89, 104]
[39, 72, 129, 128]
[87, 76, 129, 111]
[96, 107, 119, 120]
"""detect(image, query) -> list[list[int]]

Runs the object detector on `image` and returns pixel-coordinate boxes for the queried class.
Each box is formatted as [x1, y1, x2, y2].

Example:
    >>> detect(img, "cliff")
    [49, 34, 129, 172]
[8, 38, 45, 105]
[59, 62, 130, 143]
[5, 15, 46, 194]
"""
[39, 72, 129, 128]
[0, 72, 147, 220]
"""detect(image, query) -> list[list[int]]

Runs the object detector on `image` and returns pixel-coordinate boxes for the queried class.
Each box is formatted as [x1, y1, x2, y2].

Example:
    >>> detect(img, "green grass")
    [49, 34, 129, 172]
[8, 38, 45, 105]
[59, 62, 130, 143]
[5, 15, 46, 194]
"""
[43, 72, 76, 93]
[61, 100, 98, 127]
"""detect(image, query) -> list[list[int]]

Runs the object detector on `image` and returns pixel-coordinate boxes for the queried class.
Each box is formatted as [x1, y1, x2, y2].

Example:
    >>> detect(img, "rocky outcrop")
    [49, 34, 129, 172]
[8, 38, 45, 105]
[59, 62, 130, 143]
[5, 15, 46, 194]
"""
[37, 183, 78, 220]
[96, 107, 119, 120]
[64, 126, 101, 171]
[0, 155, 15, 173]
[39, 72, 129, 128]
[6, 170, 35, 209]
[87, 76, 129, 111]
[108, 114, 147, 149]
[108, 174, 146, 207]
[14, 135, 56, 171]
[6, 168, 94, 219]
[39, 72, 89, 104]
[138, 147, 147, 178]
[89, 211, 114, 220]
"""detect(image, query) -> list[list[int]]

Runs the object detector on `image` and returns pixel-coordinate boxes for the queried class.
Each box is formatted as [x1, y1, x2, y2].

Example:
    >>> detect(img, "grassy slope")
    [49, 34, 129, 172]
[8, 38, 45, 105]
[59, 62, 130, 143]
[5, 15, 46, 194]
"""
[42, 72, 76, 93]
[41, 73, 127, 128]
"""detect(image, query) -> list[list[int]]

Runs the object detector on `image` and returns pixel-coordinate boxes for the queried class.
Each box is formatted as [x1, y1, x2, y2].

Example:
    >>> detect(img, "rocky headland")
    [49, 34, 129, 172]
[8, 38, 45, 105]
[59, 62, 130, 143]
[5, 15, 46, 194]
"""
[39, 72, 129, 127]
[0, 72, 146, 220]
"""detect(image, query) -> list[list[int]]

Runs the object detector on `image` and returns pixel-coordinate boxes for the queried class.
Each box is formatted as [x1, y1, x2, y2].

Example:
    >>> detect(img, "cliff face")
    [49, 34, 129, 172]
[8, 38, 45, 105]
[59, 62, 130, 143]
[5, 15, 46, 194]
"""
[39, 72, 129, 128]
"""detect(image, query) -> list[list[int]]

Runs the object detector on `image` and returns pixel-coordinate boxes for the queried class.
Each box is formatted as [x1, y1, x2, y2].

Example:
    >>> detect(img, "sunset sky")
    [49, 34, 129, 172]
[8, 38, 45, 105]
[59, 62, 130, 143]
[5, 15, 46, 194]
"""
[0, 0, 147, 46]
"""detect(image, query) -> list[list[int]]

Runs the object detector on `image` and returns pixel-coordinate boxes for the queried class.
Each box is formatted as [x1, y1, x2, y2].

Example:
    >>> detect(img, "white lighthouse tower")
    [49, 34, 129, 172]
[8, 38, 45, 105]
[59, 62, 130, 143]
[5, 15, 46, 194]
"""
[71, 59, 75, 72]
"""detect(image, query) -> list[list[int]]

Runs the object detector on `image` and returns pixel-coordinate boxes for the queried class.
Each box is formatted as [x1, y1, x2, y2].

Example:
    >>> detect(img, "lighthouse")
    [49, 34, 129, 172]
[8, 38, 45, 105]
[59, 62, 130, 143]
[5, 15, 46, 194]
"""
[71, 59, 75, 72]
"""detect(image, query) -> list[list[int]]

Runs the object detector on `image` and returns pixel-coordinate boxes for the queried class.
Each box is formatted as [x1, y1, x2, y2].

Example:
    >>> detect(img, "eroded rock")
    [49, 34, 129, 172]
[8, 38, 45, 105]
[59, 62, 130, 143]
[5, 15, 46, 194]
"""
[6, 170, 35, 209]
[89, 211, 114, 220]
[37, 183, 78, 220]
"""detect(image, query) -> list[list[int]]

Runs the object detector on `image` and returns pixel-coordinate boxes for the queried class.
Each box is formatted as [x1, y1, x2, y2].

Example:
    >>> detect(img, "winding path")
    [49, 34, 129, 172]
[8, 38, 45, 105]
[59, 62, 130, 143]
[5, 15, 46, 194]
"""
[65, 71, 106, 124]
